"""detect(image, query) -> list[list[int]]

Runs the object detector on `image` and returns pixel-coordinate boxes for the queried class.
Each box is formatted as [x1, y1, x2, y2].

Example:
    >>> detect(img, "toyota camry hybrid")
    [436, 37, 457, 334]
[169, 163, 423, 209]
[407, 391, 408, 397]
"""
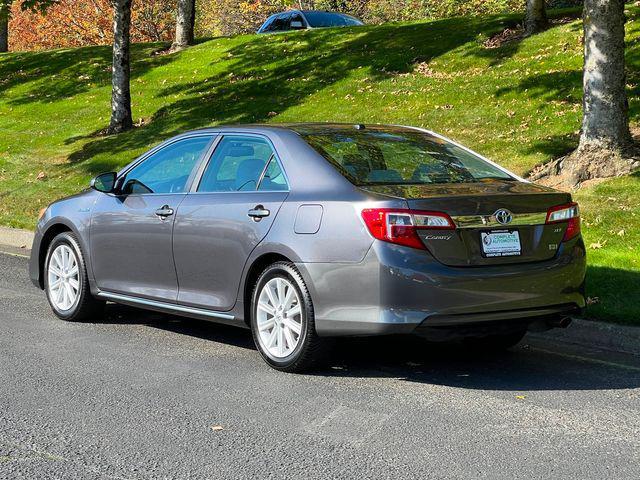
[29, 124, 586, 372]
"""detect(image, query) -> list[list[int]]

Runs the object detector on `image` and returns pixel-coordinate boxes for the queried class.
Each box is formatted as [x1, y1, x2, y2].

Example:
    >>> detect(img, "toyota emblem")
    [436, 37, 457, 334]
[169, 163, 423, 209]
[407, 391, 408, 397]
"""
[494, 209, 513, 225]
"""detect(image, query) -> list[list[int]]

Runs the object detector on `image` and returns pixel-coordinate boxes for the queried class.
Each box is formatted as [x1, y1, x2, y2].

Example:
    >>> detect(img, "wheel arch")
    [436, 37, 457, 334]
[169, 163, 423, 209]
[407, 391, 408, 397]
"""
[37, 222, 76, 289]
[242, 252, 293, 326]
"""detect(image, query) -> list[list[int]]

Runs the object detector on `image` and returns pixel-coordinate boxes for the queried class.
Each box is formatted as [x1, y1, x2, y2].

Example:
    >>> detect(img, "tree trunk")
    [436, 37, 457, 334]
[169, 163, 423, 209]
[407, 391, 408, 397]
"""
[529, 0, 638, 189]
[580, 0, 631, 151]
[172, 0, 195, 50]
[0, 7, 8, 53]
[524, 0, 548, 36]
[108, 0, 133, 134]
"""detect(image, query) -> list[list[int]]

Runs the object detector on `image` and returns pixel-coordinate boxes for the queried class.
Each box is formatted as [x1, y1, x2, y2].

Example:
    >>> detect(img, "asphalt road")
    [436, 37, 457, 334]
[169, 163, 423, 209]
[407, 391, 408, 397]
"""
[1, 252, 639, 479]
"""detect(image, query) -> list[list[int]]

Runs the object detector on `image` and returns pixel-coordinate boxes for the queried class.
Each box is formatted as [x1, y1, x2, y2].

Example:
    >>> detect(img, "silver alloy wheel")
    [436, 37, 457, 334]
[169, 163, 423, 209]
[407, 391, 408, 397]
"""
[47, 244, 80, 312]
[256, 277, 303, 359]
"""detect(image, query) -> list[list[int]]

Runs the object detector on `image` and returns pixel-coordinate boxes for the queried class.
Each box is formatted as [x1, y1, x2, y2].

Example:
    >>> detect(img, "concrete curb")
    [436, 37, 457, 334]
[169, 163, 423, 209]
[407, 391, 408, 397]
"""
[0, 226, 34, 252]
[0, 227, 638, 356]
[532, 318, 640, 357]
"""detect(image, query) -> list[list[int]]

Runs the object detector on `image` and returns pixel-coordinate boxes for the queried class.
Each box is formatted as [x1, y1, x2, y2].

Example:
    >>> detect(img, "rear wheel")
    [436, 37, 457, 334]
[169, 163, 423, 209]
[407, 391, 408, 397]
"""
[250, 262, 323, 372]
[44, 232, 104, 322]
[464, 329, 527, 351]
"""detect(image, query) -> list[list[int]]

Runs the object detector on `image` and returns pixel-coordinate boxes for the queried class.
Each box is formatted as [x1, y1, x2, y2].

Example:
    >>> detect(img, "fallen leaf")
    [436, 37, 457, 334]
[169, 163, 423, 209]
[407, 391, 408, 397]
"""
[36, 171, 47, 180]
[617, 229, 625, 237]
[586, 296, 600, 305]
[267, 111, 278, 117]
[515, 395, 526, 400]
[589, 241, 605, 249]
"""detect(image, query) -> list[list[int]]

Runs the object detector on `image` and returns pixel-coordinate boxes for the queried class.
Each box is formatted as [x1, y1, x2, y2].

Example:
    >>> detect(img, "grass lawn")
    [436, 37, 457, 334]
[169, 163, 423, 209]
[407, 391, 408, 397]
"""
[0, 6, 638, 324]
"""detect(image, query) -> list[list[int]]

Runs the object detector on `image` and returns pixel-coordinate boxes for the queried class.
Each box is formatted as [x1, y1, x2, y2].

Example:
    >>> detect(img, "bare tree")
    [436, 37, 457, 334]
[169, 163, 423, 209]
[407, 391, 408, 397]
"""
[524, 0, 547, 36]
[108, 0, 133, 134]
[172, 0, 195, 51]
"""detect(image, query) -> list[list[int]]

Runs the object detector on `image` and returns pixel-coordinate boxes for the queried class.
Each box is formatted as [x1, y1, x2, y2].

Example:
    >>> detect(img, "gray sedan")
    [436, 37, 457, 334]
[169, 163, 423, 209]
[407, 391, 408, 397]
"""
[29, 124, 586, 372]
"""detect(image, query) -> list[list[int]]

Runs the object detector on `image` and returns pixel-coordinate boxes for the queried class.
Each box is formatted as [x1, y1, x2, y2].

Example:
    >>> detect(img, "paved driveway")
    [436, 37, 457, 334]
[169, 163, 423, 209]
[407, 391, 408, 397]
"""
[1, 252, 639, 479]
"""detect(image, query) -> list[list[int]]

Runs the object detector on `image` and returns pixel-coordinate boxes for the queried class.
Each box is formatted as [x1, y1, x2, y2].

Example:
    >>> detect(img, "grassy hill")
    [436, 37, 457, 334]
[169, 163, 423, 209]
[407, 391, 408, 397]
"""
[1, 6, 639, 323]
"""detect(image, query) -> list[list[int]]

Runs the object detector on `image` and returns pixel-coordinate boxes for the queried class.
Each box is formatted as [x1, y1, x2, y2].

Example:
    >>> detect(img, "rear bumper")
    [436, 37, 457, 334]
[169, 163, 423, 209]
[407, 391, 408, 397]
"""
[297, 237, 586, 337]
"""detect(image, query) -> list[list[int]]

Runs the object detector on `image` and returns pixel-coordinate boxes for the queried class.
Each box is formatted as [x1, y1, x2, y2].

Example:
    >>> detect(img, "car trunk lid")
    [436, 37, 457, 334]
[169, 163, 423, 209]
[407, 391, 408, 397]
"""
[362, 180, 573, 266]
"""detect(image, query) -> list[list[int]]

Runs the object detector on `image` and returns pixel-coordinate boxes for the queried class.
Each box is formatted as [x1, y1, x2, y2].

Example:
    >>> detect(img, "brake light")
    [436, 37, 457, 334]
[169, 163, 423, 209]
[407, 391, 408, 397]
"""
[361, 208, 455, 250]
[546, 202, 580, 241]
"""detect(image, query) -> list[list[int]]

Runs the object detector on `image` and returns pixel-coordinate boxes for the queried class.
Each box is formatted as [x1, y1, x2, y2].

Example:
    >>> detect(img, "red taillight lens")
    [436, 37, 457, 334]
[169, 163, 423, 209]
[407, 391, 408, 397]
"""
[361, 208, 455, 250]
[546, 202, 580, 241]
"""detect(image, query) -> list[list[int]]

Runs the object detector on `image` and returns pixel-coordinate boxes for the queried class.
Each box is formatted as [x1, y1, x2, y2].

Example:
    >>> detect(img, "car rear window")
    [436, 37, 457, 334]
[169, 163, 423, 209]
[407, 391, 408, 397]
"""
[300, 129, 514, 185]
[303, 12, 363, 27]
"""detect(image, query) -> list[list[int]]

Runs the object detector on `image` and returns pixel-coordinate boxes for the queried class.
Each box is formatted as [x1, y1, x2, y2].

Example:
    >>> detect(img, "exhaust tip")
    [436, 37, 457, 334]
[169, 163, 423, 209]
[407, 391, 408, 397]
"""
[547, 316, 572, 329]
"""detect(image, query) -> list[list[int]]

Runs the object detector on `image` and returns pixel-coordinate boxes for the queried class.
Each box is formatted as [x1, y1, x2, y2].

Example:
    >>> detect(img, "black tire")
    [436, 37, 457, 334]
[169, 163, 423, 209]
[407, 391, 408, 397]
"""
[464, 329, 527, 351]
[44, 232, 104, 322]
[250, 261, 325, 373]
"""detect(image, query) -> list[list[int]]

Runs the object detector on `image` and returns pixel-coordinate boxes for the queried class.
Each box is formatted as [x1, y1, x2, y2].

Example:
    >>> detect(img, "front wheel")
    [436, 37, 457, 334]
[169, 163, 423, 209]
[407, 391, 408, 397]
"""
[250, 262, 324, 372]
[44, 232, 104, 322]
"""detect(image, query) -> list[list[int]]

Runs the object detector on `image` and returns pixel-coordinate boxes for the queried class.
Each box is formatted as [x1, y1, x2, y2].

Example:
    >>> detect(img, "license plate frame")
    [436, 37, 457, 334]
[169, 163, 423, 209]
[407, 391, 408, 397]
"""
[480, 229, 522, 257]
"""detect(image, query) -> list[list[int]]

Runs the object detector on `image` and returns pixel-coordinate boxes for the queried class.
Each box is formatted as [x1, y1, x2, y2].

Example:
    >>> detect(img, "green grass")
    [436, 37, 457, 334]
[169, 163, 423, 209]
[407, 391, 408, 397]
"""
[0, 6, 639, 324]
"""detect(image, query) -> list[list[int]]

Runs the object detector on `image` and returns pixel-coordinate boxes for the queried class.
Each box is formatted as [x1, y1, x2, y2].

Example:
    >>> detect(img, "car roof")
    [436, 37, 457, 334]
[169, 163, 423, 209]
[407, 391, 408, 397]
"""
[187, 123, 420, 136]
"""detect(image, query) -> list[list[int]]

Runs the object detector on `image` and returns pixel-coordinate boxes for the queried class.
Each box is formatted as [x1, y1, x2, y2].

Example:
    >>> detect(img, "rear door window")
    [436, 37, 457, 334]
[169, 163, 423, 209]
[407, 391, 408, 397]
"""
[198, 136, 287, 192]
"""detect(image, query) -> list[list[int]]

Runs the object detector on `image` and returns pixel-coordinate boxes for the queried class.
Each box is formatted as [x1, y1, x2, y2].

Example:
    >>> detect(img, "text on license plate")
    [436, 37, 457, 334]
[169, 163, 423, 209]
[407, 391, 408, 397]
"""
[480, 230, 521, 257]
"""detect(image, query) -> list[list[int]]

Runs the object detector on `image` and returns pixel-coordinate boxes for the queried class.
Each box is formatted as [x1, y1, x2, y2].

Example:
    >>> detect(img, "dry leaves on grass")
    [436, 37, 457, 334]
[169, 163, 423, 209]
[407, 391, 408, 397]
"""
[413, 62, 452, 79]
[483, 27, 524, 49]
[589, 241, 607, 250]
[586, 297, 600, 306]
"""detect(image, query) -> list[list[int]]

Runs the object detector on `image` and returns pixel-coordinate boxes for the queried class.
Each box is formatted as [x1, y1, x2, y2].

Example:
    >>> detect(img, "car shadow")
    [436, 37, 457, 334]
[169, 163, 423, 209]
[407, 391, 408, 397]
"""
[100, 303, 640, 392]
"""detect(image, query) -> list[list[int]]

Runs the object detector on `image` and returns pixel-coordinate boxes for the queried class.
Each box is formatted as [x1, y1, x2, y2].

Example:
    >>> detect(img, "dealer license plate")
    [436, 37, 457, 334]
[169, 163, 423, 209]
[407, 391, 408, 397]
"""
[480, 230, 521, 257]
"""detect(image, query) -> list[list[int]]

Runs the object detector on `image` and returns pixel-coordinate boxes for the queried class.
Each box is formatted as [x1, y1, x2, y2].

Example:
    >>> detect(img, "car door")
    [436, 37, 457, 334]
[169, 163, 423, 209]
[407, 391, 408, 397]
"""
[172, 134, 289, 311]
[90, 134, 215, 301]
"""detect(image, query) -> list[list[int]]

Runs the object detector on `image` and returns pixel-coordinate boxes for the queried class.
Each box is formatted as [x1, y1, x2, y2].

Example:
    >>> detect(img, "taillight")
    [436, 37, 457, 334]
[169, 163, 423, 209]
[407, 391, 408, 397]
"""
[361, 208, 455, 250]
[546, 202, 580, 241]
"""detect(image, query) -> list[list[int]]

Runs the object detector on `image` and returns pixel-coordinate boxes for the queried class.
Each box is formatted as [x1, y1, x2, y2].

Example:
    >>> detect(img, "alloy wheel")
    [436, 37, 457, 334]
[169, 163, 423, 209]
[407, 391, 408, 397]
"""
[256, 277, 303, 358]
[47, 244, 80, 312]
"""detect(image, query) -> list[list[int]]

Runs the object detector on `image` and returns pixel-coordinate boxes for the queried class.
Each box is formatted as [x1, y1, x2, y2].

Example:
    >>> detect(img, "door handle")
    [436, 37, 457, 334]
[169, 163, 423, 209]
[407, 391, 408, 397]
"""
[155, 205, 174, 218]
[248, 205, 270, 220]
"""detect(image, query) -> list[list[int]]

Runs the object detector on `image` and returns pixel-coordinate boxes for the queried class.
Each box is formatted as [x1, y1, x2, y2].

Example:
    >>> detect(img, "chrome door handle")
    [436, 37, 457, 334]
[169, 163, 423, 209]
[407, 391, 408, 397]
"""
[248, 205, 270, 220]
[155, 205, 174, 218]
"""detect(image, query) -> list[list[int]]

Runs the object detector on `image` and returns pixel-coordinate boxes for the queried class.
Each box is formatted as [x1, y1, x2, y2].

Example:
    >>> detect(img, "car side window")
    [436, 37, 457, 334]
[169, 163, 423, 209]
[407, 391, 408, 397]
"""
[258, 156, 288, 191]
[198, 136, 284, 192]
[289, 13, 305, 29]
[270, 13, 290, 32]
[260, 17, 275, 32]
[121, 136, 213, 195]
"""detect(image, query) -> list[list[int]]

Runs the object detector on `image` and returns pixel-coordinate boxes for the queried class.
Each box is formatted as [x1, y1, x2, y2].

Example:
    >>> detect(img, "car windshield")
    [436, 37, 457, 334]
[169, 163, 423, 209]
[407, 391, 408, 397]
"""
[299, 128, 514, 185]
[303, 12, 363, 27]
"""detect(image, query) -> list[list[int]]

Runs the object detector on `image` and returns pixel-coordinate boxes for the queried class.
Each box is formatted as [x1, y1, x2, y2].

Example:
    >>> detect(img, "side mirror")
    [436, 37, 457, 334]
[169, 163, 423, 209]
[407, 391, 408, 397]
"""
[290, 20, 304, 29]
[90, 172, 117, 193]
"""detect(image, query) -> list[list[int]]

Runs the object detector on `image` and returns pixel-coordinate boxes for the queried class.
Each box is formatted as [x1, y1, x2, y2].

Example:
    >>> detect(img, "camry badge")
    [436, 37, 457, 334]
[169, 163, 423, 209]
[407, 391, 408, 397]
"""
[494, 209, 513, 225]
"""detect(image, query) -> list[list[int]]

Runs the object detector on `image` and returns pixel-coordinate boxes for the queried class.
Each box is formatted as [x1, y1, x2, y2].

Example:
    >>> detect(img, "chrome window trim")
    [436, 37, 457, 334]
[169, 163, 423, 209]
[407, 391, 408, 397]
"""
[97, 292, 235, 320]
[452, 212, 548, 229]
